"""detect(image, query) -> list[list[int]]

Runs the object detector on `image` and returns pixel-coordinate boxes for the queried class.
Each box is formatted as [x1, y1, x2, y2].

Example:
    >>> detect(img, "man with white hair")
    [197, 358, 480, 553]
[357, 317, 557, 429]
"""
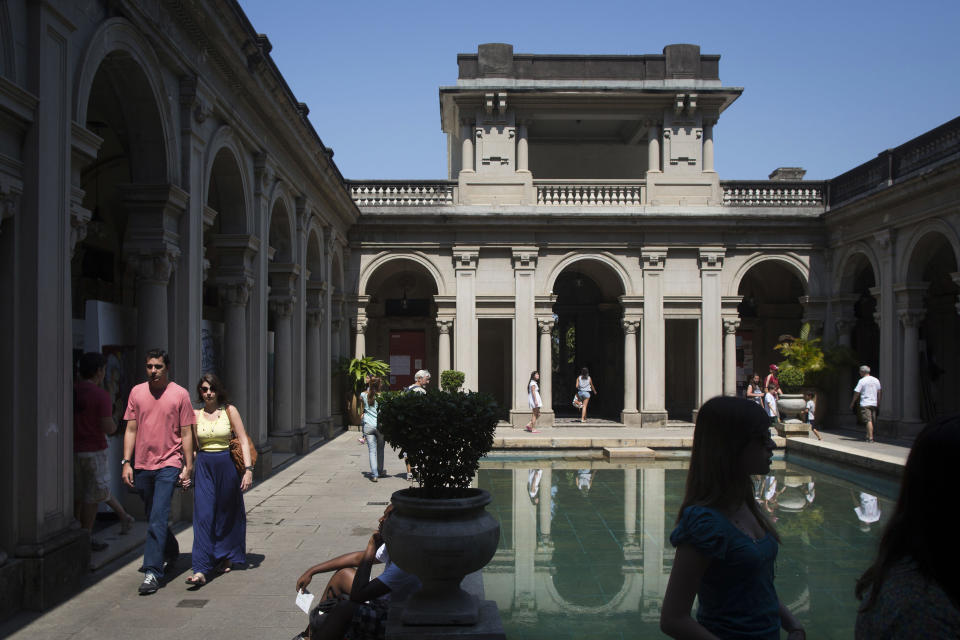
[407, 369, 430, 394]
[850, 365, 882, 443]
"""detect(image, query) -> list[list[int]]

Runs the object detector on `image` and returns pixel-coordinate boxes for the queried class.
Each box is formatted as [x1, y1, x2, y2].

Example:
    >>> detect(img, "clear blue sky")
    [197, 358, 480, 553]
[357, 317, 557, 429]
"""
[238, 0, 959, 181]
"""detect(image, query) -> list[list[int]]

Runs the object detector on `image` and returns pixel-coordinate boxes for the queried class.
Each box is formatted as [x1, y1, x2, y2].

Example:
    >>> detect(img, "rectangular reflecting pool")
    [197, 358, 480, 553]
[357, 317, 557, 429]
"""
[477, 454, 899, 640]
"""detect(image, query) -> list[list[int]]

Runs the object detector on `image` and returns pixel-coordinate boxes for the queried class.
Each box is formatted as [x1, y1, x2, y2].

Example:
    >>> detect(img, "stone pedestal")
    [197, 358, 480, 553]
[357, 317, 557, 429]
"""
[386, 599, 505, 640]
[15, 528, 89, 611]
[778, 419, 809, 438]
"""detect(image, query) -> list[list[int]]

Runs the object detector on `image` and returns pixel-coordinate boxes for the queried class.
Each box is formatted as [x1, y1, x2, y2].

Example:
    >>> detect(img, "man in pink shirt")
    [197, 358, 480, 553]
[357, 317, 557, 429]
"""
[121, 348, 195, 595]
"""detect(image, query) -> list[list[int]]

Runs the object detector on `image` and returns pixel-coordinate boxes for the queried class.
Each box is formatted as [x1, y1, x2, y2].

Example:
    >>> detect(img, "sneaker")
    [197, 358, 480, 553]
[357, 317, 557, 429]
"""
[90, 538, 108, 552]
[370, 475, 378, 482]
[138, 572, 160, 595]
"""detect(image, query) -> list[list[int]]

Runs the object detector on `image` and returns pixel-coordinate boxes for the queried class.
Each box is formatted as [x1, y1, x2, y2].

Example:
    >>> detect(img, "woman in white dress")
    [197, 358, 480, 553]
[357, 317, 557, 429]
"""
[524, 370, 542, 433]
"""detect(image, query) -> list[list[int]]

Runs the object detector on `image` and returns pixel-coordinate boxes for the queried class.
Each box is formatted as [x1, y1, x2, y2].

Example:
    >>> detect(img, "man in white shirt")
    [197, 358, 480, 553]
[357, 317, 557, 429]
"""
[850, 365, 882, 443]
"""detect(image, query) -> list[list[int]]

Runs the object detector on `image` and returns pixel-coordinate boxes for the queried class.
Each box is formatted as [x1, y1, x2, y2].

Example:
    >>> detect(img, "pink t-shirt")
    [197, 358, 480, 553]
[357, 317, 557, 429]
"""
[124, 381, 196, 470]
[74, 380, 112, 452]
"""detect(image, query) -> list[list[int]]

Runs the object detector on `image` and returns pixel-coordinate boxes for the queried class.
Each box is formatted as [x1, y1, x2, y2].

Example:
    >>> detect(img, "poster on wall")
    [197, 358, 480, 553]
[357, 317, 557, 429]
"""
[201, 320, 225, 376]
[102, 345, 138, 430]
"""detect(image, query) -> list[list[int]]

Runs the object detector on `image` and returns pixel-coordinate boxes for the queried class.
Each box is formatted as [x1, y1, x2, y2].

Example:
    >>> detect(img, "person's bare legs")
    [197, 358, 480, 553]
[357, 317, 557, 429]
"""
[866, 417, 874, 442]
[580, 397, 590, 422]
[78, 501, 99, 531]
[105, 494, 134, 532]
[525, 408, 540, 432]
[298, 568, 356, 638]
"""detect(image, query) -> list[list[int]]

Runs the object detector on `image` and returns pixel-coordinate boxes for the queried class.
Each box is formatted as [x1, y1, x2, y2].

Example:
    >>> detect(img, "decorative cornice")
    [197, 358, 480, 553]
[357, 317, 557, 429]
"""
[641, 248, 667, 270]
[453, 246, 480, 270]
[511, 246, 538, 270]
[698, 248, 724, 271]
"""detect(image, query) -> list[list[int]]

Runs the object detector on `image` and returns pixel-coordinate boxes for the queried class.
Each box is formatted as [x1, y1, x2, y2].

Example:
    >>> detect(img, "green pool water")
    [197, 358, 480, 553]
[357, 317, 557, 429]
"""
[477, 454, 899, 640]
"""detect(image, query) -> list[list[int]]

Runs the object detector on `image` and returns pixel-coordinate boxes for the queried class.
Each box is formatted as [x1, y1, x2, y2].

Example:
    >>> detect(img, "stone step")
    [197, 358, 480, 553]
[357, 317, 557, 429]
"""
[603, 446, 656, 459]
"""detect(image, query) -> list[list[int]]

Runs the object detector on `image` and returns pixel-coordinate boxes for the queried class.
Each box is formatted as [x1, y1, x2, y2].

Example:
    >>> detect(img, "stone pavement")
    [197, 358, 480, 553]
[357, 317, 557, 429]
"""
[1, 424, 911, 640]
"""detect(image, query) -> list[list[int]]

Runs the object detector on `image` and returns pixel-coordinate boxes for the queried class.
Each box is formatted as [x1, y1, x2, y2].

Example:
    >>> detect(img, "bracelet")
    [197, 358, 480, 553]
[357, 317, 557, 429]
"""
[244, 466, 254, 472]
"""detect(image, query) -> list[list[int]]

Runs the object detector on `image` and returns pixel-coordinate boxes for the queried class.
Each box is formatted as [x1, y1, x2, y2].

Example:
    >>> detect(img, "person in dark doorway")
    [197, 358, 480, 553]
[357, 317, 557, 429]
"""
[575, 367, 598, 423]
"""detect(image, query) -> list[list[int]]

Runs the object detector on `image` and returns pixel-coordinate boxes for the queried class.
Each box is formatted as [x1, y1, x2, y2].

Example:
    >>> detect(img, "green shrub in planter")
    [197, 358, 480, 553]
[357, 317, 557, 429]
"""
[377, 389, 498, 498]
[777, 366, 806, 393]
[439, 369, 466, 392]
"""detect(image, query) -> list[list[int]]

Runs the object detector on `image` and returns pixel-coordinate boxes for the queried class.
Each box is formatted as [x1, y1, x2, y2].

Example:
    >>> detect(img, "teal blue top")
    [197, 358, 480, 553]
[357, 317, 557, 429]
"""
[670, 505, 781, 640]
[361, 392, 378, 426]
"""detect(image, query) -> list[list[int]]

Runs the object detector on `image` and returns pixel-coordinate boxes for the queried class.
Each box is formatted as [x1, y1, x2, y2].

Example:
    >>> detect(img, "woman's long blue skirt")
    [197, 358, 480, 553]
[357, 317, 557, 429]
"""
[192, 450, 246, 574]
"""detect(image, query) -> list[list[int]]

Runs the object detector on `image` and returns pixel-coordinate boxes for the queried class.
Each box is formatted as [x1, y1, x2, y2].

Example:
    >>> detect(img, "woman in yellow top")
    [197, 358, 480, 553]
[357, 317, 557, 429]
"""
[185, 373, 254, 587]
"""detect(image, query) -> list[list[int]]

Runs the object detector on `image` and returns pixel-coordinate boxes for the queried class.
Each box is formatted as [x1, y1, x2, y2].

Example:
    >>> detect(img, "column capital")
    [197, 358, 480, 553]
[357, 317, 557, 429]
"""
[641, 248, 668, 270]
[128, 249, 179, 285]
[269, 297, 295, 318]
[723, 318, 741, 334]
[537, 318, 555, 334]
[307, 308, 325, 328]
[622, 319, 640, 334]
[511, 246, 538, 270]
[698, 248, 725, 271]
[222, 280, 253, 307]
[436, 318, 453, 334]
[453, 246, 479, 270]
[897, 309, 925, 328]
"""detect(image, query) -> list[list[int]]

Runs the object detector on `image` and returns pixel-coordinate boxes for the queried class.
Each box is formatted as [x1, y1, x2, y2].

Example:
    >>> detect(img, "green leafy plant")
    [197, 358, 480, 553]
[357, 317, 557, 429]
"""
[346, 356, 390, 394]
[439, 370, 465, 393]
[378, 389, 499, 498]
[775, 322, 858, 392]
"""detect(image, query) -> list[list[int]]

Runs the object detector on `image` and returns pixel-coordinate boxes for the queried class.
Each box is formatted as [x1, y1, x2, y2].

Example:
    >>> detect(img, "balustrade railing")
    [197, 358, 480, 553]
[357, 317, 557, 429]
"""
[721, 182, 825, 207]
[349, 181, 455, 206]
[535, 180, 645, 206]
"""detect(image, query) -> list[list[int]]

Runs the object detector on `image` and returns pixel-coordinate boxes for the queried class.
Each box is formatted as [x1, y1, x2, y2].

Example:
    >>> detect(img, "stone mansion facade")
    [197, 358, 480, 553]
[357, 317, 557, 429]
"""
[1, 0, 958, 618]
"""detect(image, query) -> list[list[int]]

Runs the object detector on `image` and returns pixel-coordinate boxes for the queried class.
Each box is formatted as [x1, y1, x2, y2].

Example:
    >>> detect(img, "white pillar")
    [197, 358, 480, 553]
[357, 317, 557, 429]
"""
[306, 308, 323, 422]
[222, 281, 251, 417]
[641, 250, 667, 425]
[461, 123, 474, 173]
[899, 309, 925, 424]
[538, 318, 554, 413]
[538, 467, 552, 541]
[513, 468, 537, 616]
[648, 125, 661, 173]
[354, 316, 366, 359]
[703, 123, 715, 172]
[454, 247, 479, 390]
[517, 124, 529, 172]
[511, 248, 538, 426]
[437, 319, 452, 373]
[641, 468, 665, 620]
[270, 299, 294, 435]
[624, 468, 637, 545]
[873, 231, 897, 422]
[723, 318, 740, 397]
[622, 319, 640, 424]
[699, 249, 724, 403]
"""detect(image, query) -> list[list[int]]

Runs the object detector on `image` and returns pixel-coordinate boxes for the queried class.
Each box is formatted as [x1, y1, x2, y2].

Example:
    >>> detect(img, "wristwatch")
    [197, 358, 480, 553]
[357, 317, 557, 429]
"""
[244, 465, 255, 472]
[120, 459, 131, 466]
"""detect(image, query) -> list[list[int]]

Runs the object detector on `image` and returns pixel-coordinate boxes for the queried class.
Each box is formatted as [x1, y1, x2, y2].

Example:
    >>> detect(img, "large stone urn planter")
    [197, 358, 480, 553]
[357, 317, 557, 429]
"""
[382, 487, 500, 625]
[778, 393, 806, 421]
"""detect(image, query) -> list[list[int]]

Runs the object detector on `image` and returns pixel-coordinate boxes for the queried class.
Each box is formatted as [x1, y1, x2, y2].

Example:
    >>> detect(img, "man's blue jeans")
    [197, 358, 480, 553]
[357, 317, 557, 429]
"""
[134, 466, 181, 580]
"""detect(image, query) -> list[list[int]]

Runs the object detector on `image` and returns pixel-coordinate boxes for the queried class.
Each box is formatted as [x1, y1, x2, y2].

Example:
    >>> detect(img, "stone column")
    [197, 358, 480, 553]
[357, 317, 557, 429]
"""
[436, 319, 452, 373]
[453, 247, 479, 390]
[647, 123, 661, 173]
[699, 249, 724, 403]
[511, 247, 538, 427]
[899, 309, 925, 425]
[872, 231, 898, 425]
[270, 298, 295, 440]
[512, 468, 537, 619]
[723, 318, 740, 397]
[641, 468, 666, 620]
[354, 316, 367, 359]
[129, 251, 178, 370]
[624, 468, 637, 545]
[306, 307, 324, 428]
[702, 122, 715, 173]
[222, 281, 252, 418]
[460, 122, 474, 173]
[621, 319, 640, 425]
[538, 318, 554, 422]
[538, 467, 552, 542]
[641, 249, 668, 426]
[517, 124, 529, 172]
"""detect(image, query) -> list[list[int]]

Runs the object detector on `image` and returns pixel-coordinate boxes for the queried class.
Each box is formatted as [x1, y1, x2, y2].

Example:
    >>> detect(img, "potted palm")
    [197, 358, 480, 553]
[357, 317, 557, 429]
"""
[339, 356, 390, 426]
[376, 389, 500, 625]
[775, 323, 857, 426]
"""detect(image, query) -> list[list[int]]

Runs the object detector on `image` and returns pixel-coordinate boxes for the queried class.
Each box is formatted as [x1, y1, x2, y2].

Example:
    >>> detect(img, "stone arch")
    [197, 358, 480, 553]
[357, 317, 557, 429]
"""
[729, 252, 811, 298]
[897, 218, 960, 283]
[266, 182, 297, 264]
[74, 17, 177, 184]
[305, 224, 325, 283]
[203, 126, 251, 234]
[359, 251, 446, 297]
[834, 243, 880, 294]
[545, 252, 633, 297]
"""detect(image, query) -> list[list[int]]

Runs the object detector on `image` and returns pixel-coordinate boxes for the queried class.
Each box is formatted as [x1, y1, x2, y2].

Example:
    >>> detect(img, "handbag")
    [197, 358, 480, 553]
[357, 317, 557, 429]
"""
[229, 431, 258, 475]
[572, 395, 582, 408]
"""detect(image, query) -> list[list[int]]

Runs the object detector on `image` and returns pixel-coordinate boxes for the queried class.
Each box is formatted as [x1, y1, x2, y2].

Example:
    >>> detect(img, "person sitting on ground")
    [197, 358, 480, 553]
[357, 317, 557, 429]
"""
[855, 414, 960, 638]
[293, 504, 421, 640]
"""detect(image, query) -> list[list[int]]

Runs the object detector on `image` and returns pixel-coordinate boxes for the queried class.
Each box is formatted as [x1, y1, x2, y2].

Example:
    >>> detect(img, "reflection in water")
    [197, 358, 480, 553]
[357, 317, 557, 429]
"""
[478, 458, 893, 640]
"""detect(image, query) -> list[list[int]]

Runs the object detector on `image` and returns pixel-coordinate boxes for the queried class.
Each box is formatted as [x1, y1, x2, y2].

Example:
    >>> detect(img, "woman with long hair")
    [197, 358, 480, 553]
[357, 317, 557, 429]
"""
[746, 372, 764, 407]
[660, 396, 805, 639]
[855, 414, 960, 637]
[361, 376, 386, 482]
[524, 370, 542, 433]
[574, 367, 598, 423]
[186, 373, 253, 587]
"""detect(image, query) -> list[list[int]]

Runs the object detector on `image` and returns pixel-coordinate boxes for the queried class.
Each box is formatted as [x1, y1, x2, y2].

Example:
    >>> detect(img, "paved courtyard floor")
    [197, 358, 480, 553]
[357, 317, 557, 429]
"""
[1, 425, 910, 639]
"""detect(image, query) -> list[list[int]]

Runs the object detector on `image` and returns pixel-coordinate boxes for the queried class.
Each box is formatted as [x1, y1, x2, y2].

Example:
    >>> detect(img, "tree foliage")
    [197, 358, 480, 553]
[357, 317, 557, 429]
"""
[378, 389, 499, 498]
[346, 356, 390, 394]
[775, 322, 857, 391]
[439, 370, 466, 393]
